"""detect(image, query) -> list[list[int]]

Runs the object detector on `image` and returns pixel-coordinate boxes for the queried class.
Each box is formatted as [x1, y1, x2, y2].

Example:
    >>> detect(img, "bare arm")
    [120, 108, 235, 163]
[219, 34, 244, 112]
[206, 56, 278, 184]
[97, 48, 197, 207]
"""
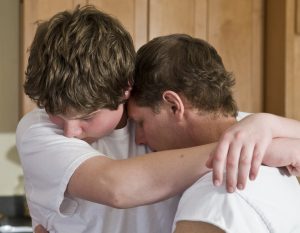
[174, 221, 225, 233]
[264, 138, 300, 176]
[207, 113, 300, 192]
[68, 144, 213, 208]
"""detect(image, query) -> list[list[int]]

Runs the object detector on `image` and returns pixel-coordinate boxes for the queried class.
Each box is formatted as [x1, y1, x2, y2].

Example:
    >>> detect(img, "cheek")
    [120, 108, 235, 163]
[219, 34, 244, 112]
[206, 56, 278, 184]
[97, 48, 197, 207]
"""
[86, 112, 123, 136]
[49, 115, 63, 127]
[143, 124, 156, 140]
[99, 119, 119, 133]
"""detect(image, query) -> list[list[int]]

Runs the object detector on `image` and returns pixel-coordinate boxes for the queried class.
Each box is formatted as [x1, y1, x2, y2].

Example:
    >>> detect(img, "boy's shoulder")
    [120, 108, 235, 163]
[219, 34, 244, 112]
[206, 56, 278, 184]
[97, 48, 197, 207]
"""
[16, 108, 57, 141]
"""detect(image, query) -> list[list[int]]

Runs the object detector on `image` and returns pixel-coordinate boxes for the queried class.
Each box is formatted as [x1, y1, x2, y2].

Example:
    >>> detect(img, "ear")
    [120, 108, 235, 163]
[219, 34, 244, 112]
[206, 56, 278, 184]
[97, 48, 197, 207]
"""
[162, 91, 185, 120]
[124, 86, 132, 100]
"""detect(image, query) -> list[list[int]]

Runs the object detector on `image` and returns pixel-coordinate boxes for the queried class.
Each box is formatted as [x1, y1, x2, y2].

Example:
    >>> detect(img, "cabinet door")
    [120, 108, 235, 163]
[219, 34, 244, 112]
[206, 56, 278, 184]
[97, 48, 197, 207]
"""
[88, 0, 147, 50]
[148, 0, 264, 113]
[265, 0, 300, 120]
[20, 0, 147, 116]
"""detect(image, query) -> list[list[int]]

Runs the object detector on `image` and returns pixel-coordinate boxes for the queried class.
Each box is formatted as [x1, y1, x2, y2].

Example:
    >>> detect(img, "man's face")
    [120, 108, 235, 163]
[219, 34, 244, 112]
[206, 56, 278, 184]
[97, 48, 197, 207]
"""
[128, 99, 184, 151]
[48, 104, 125, 143]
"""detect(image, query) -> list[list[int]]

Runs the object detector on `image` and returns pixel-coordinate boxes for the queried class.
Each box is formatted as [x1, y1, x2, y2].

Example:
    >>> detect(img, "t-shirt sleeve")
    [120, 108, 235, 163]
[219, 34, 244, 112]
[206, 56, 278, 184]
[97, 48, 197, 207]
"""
[173, 173, 268, 233]
[16, 114, 102, 215]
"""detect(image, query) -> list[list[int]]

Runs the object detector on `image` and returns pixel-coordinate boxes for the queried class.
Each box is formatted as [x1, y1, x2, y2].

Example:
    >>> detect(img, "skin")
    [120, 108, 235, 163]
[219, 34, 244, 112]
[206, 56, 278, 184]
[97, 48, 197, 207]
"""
[130, 91, 236, 151]
[174, 221, 225, 233]
[48, 104, 127, 144]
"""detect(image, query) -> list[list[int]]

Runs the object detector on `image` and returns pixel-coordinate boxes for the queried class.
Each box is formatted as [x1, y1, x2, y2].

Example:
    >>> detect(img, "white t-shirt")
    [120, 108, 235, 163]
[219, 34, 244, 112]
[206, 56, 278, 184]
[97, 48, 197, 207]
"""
[173, 166, 300, 233]
[16, 108, 179, 233]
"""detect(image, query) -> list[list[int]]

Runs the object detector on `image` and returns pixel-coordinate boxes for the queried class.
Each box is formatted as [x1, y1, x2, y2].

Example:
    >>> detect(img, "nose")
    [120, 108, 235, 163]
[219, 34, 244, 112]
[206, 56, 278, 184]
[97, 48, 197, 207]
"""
[135, 127, 147, 145]
[63, 120, 83, 138]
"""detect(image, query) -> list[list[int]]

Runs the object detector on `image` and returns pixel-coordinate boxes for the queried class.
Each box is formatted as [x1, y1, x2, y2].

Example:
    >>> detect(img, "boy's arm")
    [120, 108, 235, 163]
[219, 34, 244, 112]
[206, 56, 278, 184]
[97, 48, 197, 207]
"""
[17, 113, 211, 210]
[264, 138, 300, 176]
[67, 144, 212, 208]
[174, 221, 225, 233]
[206, 113, 300, 192]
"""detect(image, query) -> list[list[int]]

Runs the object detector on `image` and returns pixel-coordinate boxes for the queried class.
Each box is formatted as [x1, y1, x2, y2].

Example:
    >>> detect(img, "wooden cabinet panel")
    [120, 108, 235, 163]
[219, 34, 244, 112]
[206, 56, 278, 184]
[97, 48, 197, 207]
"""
[88, 0, 147, 49]
[293, 37, 300, 119]
[265, 0, 300, 120]
[148, 0, 207, 39]
[208, 0, 264, 113]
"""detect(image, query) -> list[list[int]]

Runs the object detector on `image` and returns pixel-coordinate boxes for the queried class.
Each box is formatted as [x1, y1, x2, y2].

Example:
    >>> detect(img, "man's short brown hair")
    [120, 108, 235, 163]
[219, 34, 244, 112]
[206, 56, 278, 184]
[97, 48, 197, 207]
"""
[25, 5, 135, 115]
[131, 34, 238, 117]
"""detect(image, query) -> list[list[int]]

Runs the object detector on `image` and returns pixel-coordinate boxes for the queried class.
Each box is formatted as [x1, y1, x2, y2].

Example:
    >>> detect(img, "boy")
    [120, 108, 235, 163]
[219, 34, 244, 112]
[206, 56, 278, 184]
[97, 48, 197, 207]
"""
[17, 6, 219, 233]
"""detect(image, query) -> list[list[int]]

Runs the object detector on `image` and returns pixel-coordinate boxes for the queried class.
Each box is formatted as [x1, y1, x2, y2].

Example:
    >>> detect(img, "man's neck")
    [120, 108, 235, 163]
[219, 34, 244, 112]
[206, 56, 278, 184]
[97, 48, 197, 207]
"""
[186, 112, 237, 146]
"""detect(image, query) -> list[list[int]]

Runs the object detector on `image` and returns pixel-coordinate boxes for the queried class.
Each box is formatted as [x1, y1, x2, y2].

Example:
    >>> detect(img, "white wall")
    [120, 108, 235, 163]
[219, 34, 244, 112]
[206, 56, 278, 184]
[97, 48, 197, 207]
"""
[0, 0, 24, 196]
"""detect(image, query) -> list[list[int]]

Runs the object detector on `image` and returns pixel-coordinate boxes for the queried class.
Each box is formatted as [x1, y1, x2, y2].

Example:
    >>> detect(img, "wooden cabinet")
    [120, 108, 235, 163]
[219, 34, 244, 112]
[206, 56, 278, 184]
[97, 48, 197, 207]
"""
[147, 0, 264, 114]
[20, 0, 264, 116]
[265, 0, 300, 120]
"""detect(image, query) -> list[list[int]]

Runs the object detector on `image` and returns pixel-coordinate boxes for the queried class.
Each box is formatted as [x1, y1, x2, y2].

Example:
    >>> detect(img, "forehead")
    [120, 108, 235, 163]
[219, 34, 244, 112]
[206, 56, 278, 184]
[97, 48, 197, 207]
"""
[127, 99, 154, 119]
[60, 108, 101, 120]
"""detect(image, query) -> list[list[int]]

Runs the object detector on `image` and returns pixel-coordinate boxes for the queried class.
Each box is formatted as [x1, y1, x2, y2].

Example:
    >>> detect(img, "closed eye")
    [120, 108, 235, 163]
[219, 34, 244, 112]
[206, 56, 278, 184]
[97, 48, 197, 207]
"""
[82, 117, 93, 122]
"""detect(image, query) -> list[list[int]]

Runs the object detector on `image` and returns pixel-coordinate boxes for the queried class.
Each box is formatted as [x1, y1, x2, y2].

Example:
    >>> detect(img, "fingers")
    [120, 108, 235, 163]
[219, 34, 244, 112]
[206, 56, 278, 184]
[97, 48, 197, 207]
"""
[209, 125, 271, 192]
[225, 141, 243, 193]
[211, 132, 249, 193]
[236, 145, 253, 190]
[205, 153, 213, 169]
[222, 145, 253, 192]
[210, 141, 264, 193]
[249, 146, 264, 180]
[287, 165, 300, 176]
[210, 140, 230, 187]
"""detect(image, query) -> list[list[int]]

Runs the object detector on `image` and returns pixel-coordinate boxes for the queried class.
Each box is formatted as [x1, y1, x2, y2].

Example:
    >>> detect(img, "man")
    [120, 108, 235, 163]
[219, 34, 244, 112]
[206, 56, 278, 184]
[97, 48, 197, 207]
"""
[128, 34, 300, 232]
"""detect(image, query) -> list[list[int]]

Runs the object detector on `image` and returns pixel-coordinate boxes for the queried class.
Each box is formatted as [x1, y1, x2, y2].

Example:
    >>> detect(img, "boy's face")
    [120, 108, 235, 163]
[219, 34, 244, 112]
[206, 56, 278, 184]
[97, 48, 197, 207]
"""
[128, 99, 184, 151]
[48, 104, 125, 143]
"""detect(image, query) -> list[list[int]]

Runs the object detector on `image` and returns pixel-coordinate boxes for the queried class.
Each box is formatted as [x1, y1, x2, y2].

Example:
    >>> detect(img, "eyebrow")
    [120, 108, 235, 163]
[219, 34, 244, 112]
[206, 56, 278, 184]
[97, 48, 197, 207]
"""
[68, 110, 100, 120]
[75, 114, 94, 120]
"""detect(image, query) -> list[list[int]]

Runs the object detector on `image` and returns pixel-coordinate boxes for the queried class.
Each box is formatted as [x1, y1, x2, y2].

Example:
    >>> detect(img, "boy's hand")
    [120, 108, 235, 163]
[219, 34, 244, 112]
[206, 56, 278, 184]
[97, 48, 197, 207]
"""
[287, 164, 300, 176]
[35, 225, 48, 233]
[206, 113, 273, 192]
